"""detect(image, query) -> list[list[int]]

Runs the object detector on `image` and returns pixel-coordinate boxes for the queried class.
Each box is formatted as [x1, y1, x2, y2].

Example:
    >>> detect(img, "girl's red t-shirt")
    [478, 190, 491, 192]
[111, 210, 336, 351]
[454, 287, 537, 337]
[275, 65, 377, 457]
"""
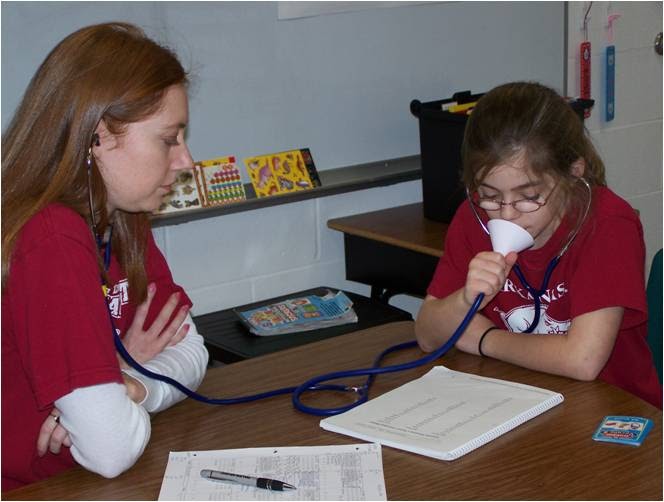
[428, 187, 661, 408]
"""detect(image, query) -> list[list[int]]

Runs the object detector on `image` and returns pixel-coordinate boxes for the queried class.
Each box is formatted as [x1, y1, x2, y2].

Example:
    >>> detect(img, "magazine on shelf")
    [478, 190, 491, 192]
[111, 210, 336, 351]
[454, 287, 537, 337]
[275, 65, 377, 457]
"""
[154, 156, 246, 214]
[193, 156, 247, 207]
[244, 148, 321, 198]
[155, 169, 203, 213]
[234, 290, 357, 336]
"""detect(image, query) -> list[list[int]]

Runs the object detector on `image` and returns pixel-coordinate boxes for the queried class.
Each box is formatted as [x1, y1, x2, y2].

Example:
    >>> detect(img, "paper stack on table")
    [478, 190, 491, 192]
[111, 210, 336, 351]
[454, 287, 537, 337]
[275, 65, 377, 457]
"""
[158, 443, 386, 501]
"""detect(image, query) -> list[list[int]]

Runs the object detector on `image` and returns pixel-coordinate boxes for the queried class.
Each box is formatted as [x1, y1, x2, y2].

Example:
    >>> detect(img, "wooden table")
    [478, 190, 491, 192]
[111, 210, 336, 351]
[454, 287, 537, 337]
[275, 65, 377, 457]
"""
[327, 203, 447, 302]
[5, 322, 661, 500]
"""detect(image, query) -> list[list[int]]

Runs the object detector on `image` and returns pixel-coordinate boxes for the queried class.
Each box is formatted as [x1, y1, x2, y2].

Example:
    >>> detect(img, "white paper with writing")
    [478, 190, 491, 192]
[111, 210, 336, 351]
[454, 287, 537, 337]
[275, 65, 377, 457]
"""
[158, 443, 386, 500]
[321, 366, 563, 460]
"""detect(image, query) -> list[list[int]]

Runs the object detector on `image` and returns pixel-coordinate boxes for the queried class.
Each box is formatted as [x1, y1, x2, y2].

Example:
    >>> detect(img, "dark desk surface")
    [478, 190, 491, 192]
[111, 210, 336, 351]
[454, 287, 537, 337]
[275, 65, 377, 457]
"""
[6, 322, 661, 500]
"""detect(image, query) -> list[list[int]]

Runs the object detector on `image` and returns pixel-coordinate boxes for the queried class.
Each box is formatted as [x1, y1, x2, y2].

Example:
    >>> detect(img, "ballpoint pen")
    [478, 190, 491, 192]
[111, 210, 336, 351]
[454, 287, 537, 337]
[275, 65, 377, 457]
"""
[200, 469, 296, 491]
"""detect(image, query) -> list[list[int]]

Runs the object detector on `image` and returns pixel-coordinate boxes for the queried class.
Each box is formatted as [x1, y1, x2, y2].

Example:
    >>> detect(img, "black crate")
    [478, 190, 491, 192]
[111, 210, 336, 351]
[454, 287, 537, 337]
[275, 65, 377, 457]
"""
[410, 90, 482, 223]
[410, 91, 594, 224]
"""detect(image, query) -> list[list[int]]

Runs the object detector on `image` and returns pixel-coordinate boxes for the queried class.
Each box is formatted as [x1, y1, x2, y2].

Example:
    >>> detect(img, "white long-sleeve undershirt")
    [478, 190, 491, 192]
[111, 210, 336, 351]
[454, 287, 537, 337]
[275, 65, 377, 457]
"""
[55, 383, 151, 479]
[121, 313, 209, 413]
[54, 314, 208, 478]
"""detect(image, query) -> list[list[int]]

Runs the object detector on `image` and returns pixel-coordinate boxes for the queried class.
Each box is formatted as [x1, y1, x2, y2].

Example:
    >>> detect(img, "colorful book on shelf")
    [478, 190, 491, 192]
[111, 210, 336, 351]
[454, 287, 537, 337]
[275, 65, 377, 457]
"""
[234, 290, 357, 336]
[244, 148, 321, 198]
[154, 156, 246, 214]
[193, 156, 247, 207]
[155, 169, 203, 213]
[320, 366, 563, 461]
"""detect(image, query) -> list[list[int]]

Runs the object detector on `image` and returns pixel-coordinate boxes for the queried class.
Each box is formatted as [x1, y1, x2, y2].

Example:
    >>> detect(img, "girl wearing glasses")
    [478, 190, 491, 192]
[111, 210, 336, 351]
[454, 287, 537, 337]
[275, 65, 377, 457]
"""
[415, 82, 661, 408]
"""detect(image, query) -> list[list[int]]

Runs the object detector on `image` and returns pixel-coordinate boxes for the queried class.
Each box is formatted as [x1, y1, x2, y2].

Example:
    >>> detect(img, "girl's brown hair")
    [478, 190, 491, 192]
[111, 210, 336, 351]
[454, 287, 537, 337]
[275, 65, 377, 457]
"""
[2, 22, 188, 300]
[461, 81, 605, 219]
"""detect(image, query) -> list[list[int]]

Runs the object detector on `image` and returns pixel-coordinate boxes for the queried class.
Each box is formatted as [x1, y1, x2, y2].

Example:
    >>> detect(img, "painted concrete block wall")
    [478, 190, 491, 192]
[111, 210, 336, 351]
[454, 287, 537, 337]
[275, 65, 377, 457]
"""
[1, 2, 565, 169]
[567, 1, 663, 275]
[179, 0, 661, 319]
[153, 180, 424, 317]
[2, 2, 568, 320]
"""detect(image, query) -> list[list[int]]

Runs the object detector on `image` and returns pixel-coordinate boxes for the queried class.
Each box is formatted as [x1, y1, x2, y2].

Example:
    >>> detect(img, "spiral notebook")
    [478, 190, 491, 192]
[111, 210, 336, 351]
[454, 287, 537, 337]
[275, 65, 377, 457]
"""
[320, 366, 563, 461]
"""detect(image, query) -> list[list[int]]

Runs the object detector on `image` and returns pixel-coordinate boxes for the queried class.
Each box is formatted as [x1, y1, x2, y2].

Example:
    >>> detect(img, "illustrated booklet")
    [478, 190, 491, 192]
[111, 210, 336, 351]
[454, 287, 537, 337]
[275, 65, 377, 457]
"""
[192, 156, 247, 207]
[320, 366, 564, 461]
[234, 290, 357, 336]
[244, 148, 321, 198]
[156, 169, 203, 213]
[155, 156, 246, 214]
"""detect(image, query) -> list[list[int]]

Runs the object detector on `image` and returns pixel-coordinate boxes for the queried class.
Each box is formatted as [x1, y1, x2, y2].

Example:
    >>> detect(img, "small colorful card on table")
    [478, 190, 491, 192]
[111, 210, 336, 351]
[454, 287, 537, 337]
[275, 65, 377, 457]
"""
[592, 416, 653, 446]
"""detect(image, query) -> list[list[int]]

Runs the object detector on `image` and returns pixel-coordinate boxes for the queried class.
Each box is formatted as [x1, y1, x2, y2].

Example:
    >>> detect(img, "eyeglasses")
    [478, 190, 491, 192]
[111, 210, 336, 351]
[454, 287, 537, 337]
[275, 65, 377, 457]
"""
[469, 181, 559, 214]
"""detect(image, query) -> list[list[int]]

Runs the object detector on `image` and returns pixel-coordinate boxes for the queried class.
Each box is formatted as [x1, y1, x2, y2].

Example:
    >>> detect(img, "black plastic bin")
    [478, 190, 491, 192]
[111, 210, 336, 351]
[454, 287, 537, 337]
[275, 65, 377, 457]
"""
[410, 90, 482, 223]
[411, 91, 595, 224]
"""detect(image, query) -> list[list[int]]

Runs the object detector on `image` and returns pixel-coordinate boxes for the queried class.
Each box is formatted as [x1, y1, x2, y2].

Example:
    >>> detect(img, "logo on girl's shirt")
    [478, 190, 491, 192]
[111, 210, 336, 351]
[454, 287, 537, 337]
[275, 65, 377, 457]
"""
[495, 303, 571, 334]
[495, 280, 570, 334]
[106, 279, 129, 318]
[501, 278, 569, 302]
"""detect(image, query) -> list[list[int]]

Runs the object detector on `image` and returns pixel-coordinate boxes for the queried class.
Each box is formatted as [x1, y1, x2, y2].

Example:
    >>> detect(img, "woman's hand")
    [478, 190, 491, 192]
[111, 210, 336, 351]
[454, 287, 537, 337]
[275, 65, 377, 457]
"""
[118, 283, 190, 367]
[36, 408, 71, 457]
[464, 251, 518, 308]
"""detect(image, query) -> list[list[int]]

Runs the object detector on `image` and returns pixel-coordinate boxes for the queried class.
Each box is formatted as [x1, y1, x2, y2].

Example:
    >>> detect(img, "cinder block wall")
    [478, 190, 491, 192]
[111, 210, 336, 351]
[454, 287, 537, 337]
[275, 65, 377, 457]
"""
[567, 1, 663, 275]
[153, 180, 424, 317]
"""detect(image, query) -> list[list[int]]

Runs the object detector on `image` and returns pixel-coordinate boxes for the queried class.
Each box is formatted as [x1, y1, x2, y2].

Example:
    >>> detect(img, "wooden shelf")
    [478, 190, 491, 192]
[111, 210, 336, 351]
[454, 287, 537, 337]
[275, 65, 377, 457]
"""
[151, 155, 421, 228]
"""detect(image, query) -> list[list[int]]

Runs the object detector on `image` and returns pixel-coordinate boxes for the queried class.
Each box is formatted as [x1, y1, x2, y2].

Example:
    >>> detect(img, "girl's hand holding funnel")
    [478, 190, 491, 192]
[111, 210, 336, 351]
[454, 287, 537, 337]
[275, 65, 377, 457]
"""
[463, 219, 534, 308]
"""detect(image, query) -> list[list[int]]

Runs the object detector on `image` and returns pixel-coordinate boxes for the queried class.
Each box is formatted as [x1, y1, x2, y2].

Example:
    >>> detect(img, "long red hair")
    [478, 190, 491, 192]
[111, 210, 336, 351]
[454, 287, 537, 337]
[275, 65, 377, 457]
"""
[2, 22, 188, 301]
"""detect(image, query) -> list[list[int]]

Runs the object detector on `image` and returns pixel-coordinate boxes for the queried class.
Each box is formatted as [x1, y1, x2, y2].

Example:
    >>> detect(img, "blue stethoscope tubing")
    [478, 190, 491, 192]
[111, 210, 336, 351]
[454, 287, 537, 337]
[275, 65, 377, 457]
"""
[102, 205, 571, 415]
[110, 254, 553, 414]
[99, 178, 590, 416]
[105, 212, 561, 414]
[100, 209, 487, 414]
[110, 291, 484, 415]
[512, 258, 559, 334]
